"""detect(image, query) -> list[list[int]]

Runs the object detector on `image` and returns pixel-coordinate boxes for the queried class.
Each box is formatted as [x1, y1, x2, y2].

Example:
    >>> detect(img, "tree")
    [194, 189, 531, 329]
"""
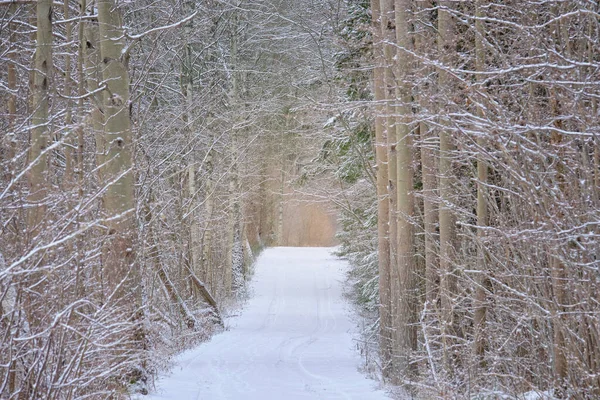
[27, 0, 52, 244]
[379, 0, 399, 378]
[393, 0, 417, 379]
[436, 0, 459, 373]
[370, 0, 393, 379]
[97, 0, 138, 314]
[472, 0, 490, 369]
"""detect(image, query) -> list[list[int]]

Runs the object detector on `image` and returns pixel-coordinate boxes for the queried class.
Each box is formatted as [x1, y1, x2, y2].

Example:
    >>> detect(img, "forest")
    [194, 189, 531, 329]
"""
[1, 0, 599, 399]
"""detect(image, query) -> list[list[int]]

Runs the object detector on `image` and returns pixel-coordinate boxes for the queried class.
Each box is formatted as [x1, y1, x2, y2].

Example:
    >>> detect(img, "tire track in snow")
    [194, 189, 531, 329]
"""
[142, 247, 390, 400]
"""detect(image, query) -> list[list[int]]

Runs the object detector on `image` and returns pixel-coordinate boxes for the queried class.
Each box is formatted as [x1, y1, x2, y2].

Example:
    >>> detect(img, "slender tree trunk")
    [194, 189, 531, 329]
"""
[187, 268, 223, 327]
[379, 0, 398, 376]
[74, 0, 87, 298]
[63, 0, 75, 188]
[83, 13, 105, 183]
[201, 149, 215, 291]
[6, 6, 18, 393]
[437, 0, 459, 371]
[415, 0, 439, 311]
[225, 167, 237, 295]
[27, 0, 53, 243]
[549, 90, 568, 394]
[22, 6, 53, 393]
[371, 0, 393, 378]
[188, 160, 202, 278]
[225, 7, 243, 295]
[277, 165, 284, 245]
[472, 0, 491, 368]
[394, 0, 417, 379]
[181, 1, 203, 295]
[97, 0, 138, 311]
[6, 4, 17, 186]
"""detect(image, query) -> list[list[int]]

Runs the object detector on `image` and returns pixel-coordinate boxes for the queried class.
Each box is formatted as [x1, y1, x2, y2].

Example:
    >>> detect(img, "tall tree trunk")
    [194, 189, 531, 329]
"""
[181, 0, 203, 295]
[5, 6, 18, 394]
[74, 0, 87, 299]
[27, 0, 53, 243]
[225, 163, 237, 295]
[201, 149, 215, 291]
[22, 5, 53, 394]
[549, 91, 568, 395]
[83, 12, 105, 183]
[415, 0, 439, 311]
[63, 0, 75, 188]
[371, 0, 393, 378]
[97, 0, 138, 316]
[394, 0, 417, 379]
[277, 164, 284, 245]
[6, 4, 17, 186]
[472, 0, 491, 368]
[225, 6, 243, 295]
[379, 0, 398, 377]
[437, 0, 459, 372]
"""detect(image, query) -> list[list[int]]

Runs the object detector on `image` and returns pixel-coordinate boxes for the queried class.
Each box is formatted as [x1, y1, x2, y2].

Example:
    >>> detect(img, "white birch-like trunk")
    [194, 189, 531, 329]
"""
[97, 0, 138, 308]
[27, 0, 53, 242]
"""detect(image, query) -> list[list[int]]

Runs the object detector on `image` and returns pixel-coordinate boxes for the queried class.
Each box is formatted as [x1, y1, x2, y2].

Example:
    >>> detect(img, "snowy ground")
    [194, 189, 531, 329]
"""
[142, 247, 390, 400]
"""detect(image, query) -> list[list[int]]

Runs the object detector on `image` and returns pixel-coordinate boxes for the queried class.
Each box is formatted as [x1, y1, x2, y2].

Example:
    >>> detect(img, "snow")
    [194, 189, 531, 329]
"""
[522, 390, 556, 400]
[142, 247, 390, 400]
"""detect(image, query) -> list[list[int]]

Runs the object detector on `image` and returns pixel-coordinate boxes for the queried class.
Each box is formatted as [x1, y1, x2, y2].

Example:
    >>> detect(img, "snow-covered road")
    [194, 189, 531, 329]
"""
[144, 247, 390, 400]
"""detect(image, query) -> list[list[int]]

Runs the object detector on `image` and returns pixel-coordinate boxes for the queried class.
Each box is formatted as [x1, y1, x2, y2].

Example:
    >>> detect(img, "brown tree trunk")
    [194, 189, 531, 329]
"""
[201, 149, 215, 291]
[415, 0, 439, 311]
[379, 0, 398, 377]
[6, 4, 17, 186]
[394, 0, 417, 379]
[472, 0, 491, 369]
[437, 0, 459, 372]
[371, 0, 393, 379]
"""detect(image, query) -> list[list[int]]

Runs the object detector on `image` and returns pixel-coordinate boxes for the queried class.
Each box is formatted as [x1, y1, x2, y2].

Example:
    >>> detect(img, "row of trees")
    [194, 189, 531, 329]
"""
[331, 0, 599, 398]
[0, 0, 337, 397]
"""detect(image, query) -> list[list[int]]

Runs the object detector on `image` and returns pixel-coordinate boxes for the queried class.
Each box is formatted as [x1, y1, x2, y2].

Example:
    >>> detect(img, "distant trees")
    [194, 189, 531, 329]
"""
[335, 0, 600, 397]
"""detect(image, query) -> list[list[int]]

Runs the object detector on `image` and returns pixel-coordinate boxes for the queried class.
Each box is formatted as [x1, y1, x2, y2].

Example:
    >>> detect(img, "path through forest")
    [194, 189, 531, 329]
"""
[144, 247, 390, 399]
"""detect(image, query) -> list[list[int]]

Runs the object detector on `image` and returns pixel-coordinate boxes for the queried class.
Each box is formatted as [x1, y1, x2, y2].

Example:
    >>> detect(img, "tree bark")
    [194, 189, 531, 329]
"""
[371, 0, 393, 379]
[472, 0, 491, 368]
[415, 0, 439, 312]
[181, 1, 203, 296]
[83, 11, 105, 184]
[62, 0, 76, 188]
[201, 149, 215, 291]
[437, 0, 459, 372]
[27, 0, 53, 243]
[379, 0, 398, 377]
[187, 268, 224, 327]
[97, 0, 138, 307]
[394, 0, 417, 379]
[6, 4, 17, 186]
